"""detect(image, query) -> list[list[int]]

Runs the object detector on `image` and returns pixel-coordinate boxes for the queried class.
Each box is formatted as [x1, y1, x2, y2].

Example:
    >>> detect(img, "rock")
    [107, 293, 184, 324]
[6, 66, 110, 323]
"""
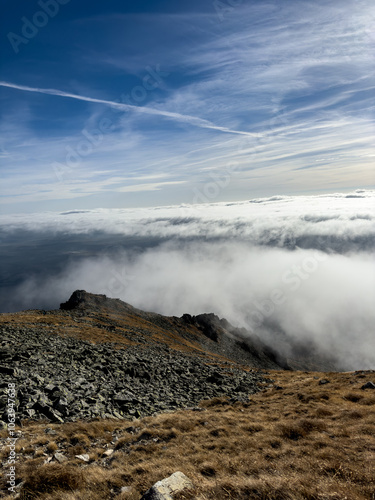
[44, 427, 57, 435]
[54, 452, 68, 463]
[361, 381, 375, 390]
[319, 379, 330, 385]
[75, 454, 90, 462]
[121, 486, 133, 494]
[102, 449, 114, 457]
[141, 471, 194, 500]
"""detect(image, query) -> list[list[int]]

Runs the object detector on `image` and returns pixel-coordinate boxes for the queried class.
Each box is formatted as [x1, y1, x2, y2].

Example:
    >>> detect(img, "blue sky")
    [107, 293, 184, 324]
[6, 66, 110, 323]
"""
[0, 0, 374, 213]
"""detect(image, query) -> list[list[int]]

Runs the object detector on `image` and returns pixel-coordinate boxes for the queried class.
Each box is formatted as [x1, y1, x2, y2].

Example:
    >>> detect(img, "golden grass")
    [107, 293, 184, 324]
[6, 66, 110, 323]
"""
[0, 369, 374, 499]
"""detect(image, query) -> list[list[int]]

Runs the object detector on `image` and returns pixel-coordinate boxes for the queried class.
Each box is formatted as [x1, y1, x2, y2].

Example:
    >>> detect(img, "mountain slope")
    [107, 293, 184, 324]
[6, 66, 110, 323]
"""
[0, 290, 286, 424]
[59, 290, 286, 369]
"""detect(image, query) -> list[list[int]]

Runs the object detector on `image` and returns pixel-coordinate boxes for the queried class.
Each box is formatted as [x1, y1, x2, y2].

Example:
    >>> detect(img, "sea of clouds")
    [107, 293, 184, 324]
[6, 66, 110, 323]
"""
[1, 190, 374, 369]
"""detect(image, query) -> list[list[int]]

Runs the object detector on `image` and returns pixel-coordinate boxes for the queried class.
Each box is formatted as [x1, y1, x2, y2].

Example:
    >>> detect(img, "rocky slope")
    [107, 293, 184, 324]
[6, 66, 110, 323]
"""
[0, 290, 287, 424]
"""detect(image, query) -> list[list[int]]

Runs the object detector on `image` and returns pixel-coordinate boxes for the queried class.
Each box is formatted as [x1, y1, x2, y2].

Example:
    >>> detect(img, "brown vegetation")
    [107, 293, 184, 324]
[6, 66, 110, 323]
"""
[0, 369, 374, 499]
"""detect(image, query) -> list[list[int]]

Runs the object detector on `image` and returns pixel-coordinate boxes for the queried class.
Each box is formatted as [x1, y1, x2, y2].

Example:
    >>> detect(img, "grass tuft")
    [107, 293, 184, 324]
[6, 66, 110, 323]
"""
[20, 464, 84, 497]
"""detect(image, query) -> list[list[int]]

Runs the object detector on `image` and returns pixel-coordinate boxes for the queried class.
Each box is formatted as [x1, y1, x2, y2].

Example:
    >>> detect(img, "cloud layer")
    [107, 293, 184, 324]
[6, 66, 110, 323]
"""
[1, 191, 374, 369]
[2, 190, 374, 253]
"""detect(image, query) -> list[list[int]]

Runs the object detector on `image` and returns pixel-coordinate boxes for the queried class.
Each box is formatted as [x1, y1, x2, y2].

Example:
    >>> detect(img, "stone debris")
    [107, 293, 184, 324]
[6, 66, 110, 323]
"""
[0, 323, 267, 423]
[141, 471, 194, 500]
[121, 486, 133, 494]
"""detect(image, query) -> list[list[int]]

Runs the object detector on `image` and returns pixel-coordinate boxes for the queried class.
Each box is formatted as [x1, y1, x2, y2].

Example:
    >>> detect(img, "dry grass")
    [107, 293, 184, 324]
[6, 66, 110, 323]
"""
[0, 370, 374, 499]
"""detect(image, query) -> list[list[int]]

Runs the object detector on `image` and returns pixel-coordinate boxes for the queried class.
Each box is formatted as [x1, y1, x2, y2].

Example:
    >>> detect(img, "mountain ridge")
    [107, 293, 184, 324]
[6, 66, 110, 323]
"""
[0, 289, 345, 425]
[59, 290, 288, 370]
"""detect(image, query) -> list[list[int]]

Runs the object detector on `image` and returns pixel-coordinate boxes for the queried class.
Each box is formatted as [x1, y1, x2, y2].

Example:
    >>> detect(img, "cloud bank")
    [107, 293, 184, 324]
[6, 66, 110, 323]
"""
[1, 191, 374, 369]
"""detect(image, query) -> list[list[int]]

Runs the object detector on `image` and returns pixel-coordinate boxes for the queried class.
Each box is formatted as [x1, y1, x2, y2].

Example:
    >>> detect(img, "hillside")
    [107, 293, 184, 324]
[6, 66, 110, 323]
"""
[0, 370, 374, 499]
[0, 290, 374, 499]
[0, 290, 289, 425]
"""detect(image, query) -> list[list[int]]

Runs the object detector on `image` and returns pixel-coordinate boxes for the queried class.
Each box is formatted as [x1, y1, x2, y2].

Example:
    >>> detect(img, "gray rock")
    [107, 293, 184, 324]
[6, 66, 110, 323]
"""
[120, 486, 133, 494]
[54, 452, 68, 463]
[102, 449, 114, 457]
[361, 381, 375, 390]
[44, 427, 57, 435]
[141, 471, 194, 500]
[319, 379, 330, 385]
[0, 320, 268, 423]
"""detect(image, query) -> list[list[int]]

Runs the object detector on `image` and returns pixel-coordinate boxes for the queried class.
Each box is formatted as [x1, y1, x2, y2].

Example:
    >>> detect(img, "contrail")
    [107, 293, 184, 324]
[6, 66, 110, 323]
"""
[0, 81, 257, 138]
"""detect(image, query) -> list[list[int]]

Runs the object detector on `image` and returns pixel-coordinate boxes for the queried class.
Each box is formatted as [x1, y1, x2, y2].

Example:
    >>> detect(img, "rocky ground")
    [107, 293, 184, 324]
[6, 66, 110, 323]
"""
[0, 370, 374, 499]
[0, 291, 374, 499]
[0, 290, 282, 425]
[0, 323, 267, 424]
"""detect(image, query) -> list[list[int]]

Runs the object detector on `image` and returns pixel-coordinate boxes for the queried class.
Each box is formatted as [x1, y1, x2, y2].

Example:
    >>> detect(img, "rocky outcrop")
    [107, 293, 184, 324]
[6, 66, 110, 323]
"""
[60, 289, 141, 316]
[0, 290, 295, 425]
[180, 312, 290, 369]
[60, 290, 288, 370]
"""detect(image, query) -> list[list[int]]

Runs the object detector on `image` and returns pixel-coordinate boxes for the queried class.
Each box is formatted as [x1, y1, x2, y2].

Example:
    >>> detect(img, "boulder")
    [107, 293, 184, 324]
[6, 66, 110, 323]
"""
[54, 452, 68, 463]
[140, 471, 194, 500]
[102, 449, 114, 457]
[318, 379, 330, 385]
[361, 381, 375, 390]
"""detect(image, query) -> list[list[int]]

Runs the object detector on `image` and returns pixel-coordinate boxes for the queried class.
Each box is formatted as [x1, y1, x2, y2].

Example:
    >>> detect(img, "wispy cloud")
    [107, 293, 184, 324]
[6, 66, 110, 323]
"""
[1, 0, 374, 212]
[0, 81, 257, 137]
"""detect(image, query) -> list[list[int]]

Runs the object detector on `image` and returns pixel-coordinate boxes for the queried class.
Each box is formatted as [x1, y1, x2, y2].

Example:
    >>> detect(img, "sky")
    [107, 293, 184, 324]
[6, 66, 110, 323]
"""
[0, 0, 374, 214]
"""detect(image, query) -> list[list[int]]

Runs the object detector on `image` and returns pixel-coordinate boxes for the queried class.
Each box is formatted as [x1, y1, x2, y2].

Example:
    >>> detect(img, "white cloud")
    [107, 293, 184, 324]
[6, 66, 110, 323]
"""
[2, 191, 374, 369]
[2, 190, 374, 250]
[10, 241, 375, 370]
[117, 180, 186, 193]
